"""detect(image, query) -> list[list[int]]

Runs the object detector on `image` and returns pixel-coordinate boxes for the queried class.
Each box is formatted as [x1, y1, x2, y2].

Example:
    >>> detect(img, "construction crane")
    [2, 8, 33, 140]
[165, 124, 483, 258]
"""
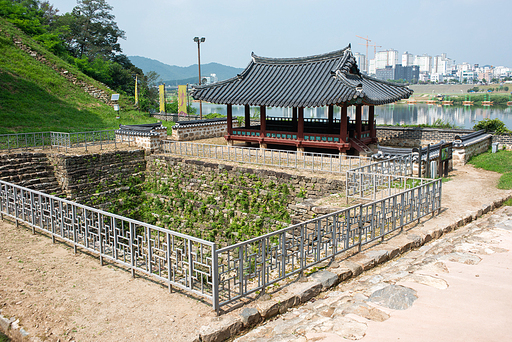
[368, 43, 382, 58]
[355, 35, 371, 72]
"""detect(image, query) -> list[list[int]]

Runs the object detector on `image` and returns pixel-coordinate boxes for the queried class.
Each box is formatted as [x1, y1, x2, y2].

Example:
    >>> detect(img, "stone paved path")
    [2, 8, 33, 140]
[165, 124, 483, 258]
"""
[235, 206, 512, 342]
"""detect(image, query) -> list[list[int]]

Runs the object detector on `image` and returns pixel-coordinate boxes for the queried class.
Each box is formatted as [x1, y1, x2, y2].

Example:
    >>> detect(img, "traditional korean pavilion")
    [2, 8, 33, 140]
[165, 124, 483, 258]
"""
[191, 45, 413, 154]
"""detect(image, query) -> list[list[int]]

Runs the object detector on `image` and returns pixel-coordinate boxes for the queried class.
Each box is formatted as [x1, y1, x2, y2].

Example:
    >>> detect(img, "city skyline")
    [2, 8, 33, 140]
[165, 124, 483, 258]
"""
[48, 0, 511, 69]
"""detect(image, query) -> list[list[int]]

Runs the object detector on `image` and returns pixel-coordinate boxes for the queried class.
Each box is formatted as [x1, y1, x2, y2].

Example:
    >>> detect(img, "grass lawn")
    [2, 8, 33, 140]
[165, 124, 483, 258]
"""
[468, 149, 512, 190]
[0, 332, 9, 342]
[0, 19, 158, 134]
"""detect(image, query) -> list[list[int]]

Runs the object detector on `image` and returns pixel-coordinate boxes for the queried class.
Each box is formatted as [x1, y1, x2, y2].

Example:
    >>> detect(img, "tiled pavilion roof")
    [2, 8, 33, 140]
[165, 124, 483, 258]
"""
[191, 45, 413, 107]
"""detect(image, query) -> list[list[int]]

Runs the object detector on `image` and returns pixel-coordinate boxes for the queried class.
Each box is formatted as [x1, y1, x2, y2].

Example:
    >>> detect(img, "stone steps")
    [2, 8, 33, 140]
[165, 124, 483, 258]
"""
[0, 152, 64, 197]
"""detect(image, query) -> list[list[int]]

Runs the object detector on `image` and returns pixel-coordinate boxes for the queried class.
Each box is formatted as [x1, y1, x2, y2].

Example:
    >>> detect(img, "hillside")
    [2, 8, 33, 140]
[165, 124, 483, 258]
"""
[0, 18, 157, 134]
[128, 56, 245, 85]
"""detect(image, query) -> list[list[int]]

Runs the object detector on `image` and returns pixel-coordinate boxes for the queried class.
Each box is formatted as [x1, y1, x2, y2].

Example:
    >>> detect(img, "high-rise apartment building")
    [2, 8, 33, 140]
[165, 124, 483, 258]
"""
[402, 51, 414, 67]
[375, 49, 399, 70]
[353, 52, 367, 74]
[414, 54, 432, 73]
[431, 53, 453, 75]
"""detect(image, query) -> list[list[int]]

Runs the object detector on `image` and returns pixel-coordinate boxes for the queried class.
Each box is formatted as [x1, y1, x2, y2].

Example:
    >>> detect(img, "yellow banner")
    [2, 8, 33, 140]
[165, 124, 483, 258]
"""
[178, 85, 187, 115]
[134, 76, 138, 105]
[159, 84, 165, 113]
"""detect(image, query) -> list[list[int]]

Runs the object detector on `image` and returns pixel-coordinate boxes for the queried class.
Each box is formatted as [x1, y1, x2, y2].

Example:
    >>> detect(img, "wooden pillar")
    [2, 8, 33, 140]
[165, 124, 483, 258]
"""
[298, 107, 304, 140]
[245, 105, 250, 129]
[340, 105, 348, 143]
[292, 107, 298, 132]
[355, 105, 362, 140]
[227, 104, 233, 135]
[369, 105, 376, 141]
[328, 105, 334, 133]
[260, 105, 266, 133]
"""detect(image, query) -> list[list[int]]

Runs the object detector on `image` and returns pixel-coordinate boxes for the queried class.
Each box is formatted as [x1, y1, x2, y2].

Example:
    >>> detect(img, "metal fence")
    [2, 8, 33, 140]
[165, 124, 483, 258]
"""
[0, 131, 134, 152]
[346, 155, 417, 201]
[0, 180, 216, 303]
[0, 173, 441, 313]
[215, 176, 442, 309]
[161, 140, 372, 173]
[0, 132, 53, 151]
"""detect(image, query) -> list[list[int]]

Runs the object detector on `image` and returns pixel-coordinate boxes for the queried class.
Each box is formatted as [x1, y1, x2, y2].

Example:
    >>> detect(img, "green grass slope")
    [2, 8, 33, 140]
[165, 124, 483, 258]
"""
[0, 18, 157, 134]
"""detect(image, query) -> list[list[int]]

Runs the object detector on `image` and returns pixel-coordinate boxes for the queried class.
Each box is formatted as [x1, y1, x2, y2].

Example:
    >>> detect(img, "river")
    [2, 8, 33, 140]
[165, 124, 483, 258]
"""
[190, 102, 512, 130]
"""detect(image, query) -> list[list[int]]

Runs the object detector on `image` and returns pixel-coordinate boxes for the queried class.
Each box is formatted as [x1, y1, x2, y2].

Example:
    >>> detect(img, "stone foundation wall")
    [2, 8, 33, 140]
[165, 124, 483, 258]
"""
[493, 134, 512, 150]
[453, 136, 493, 166]
[377, 126, 512, 151]
[171, 120, 238, 141]
[116, 127, 168, 151]
[148, 155, 346, 222]
[377, 127, 475, 146]
[48, 150, 146, 206]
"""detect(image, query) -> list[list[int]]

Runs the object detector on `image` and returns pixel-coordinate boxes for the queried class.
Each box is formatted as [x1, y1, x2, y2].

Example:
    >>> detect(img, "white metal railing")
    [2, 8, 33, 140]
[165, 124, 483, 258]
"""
[214, 176, 442, 309]
[161, 140, 372, 173]
[346, 155, 416, 201]
[0, 180, 216, 303]
[0, 131, 135, 152]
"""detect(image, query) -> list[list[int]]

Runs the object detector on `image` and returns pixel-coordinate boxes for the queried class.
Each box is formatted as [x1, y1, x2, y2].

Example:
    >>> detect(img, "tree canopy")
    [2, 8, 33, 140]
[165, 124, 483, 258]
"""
[0, 0, 159, 111]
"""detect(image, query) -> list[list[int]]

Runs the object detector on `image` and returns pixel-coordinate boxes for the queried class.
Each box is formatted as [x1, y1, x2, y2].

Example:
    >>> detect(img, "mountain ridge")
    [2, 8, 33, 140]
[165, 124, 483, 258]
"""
[128, 55, 245, 85]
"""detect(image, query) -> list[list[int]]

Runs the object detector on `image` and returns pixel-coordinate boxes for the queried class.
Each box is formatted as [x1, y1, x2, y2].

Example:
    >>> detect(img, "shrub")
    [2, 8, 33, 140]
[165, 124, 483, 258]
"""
[473, 118, 510, 134]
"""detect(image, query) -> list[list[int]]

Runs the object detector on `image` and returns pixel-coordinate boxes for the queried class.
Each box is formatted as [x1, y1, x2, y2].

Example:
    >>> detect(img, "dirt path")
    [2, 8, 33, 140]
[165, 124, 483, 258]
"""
[0, 164, 511, 342]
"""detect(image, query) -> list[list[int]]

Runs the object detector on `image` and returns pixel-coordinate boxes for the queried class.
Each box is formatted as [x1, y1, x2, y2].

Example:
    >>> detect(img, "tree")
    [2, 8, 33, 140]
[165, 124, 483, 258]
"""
[67, 0, 125, 60]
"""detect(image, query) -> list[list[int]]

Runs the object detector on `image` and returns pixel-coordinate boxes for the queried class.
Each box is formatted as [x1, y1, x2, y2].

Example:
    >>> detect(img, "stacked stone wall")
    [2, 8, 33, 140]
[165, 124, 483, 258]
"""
[376, 127, 474, 146]
[5, 30, 113, 106]
[171, 121, 239, 141]
[492, 134, 512, 150]
[377, 126, 512, 151]
[148, 155, 346, 222]
[452, 136, 493, 166]
[48, 150, 146, 206]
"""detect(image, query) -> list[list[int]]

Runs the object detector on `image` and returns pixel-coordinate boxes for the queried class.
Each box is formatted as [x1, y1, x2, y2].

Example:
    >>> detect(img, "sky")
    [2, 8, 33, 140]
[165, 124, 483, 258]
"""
[48, 0, 512, 69]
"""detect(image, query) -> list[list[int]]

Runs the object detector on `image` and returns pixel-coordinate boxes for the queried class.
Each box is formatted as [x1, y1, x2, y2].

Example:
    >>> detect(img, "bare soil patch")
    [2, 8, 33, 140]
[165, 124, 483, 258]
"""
[0, 156, 511, 341]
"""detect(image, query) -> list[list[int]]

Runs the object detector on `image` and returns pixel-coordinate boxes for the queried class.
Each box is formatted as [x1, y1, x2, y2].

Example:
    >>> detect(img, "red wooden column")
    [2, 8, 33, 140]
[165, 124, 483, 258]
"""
[292, 107, 298, 132]
[227, 104, 233, 135]
[245, 105, 251, 129]
[340, 105, 348, 143]
[298, 107, 304, 140]
[328, 105, 334, 133]
[355, 104, 362, 140]
[260, 105, 266, 134]
[369, 105, 376, 141]
[327, 105, 334, 134]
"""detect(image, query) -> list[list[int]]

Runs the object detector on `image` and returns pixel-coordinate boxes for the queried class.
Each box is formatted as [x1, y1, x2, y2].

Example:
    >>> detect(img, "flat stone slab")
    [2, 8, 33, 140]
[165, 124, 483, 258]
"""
[368, 285, 418, 310]
[439, 252, 482, 265]
[402, 273, 449, 290]
[309, 270, 339, 290]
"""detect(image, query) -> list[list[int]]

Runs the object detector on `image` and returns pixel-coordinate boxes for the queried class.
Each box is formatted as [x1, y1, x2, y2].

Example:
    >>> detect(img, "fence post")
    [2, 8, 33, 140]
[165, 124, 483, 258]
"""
[212, 243, 219, 315]
[130, 222, 136, 278]
[188, 239, 193, 289]
[99, 212, 104, 266]
[358, 204, 363, 252]
[72, 205, 78, 254]
[166, 232, 173, 293]
[0, 183, 4, 220]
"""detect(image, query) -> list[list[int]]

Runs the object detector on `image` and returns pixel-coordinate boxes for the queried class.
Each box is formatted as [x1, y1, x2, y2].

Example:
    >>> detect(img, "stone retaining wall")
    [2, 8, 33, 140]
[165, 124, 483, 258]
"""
[171, 120, 239, 141]
[148, 154, 346, 222]
[6, 32, 113, 106]
[452, 135, 493, 166]
[377, 126, 512, 151]
[376, 127, 474, 146]
[493, 133, 512, 149]
[48, 150, 146, 206]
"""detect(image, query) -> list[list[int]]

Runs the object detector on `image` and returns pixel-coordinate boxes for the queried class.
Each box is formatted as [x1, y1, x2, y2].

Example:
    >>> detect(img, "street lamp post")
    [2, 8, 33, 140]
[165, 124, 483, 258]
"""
[194, 36, 205, 119]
